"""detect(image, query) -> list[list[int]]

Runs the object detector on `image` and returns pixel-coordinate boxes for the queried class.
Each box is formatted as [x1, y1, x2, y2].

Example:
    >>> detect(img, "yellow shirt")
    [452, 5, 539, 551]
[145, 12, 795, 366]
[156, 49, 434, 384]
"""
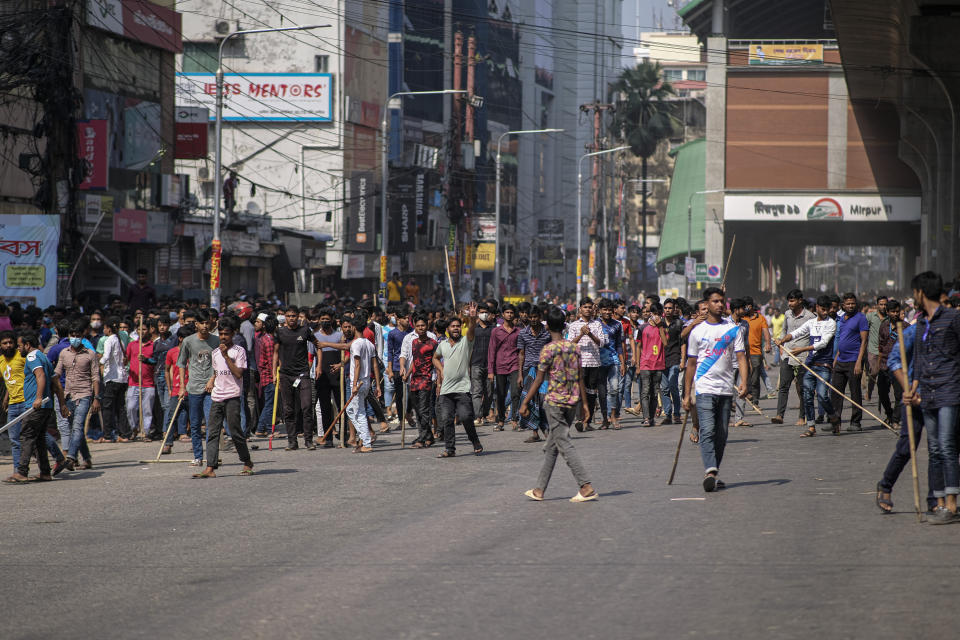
[0, 351, 25, 404]
[387, 280, 403, 302]
[771, 314, 786, 340]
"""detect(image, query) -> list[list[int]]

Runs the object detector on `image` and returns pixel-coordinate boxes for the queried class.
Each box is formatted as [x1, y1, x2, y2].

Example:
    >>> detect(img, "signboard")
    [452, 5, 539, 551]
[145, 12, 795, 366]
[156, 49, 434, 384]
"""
[388, 174, 416, 253]
[341, 254, 365, 279]
[175, 107, 208, 159]
[0, 215, 60, 307]
[472, 213, 497, 242]
[113, 209, 169, 244]
[87, 0, 183, 53]
[473, 242, 496, 271]
[346, 171, 375, 252]
[724, 194, 921, 222]
[536, 219, 564, 265]
[748, 43, 822, 66]
[538, 245, 563, 266]
[684, 256, 697, 284]
[176, 73, 334, 122]
[76, 120, 108, 190]
[695, 262, 721, 283]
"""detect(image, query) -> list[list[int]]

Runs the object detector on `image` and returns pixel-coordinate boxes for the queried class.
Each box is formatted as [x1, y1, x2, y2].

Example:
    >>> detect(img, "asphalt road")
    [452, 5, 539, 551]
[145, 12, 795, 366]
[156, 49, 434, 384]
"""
[1, 391, 957, 640]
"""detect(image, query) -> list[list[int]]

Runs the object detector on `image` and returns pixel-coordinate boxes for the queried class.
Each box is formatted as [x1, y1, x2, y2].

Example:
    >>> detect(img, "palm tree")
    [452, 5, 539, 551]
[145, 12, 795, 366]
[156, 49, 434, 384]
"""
[612, 61, 677, 291]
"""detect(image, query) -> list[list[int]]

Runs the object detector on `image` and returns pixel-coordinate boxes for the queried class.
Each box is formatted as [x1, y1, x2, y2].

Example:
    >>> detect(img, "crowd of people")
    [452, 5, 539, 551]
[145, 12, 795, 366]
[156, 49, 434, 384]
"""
[2, 269, 960, 519]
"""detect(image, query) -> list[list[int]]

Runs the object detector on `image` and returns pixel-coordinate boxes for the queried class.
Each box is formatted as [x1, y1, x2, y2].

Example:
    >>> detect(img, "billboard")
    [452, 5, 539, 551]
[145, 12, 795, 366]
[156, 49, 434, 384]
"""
[87, 0, 183, 53]
[175, 73, 334, 122]
[346, 171, 375, 252]
[748, 43, 823, 66]
[388, 174, 416, 254]
[77, 120, 109, 190]
[175, 107, 208, 159]
[0, 215, 60, 308]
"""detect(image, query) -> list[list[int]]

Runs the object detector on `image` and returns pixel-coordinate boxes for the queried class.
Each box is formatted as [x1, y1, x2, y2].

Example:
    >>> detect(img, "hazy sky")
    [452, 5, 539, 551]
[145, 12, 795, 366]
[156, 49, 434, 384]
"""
[621, 0, 682, 67]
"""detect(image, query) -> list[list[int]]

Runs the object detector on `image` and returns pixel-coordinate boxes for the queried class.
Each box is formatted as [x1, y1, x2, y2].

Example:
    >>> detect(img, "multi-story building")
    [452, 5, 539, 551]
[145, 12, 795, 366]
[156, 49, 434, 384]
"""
[661, 0, 922, 297]
[1, 0, 183, 306]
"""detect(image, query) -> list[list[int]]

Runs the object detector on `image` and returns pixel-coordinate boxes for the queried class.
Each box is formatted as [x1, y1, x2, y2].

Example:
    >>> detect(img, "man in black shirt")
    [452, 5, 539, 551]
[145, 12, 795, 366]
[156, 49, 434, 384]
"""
[314, 307, 344, 447]
[470, 302, 495, 423]
[659, 298, 684, 425]
[274, 306, 322, 450]
[126, 268, 156, 313]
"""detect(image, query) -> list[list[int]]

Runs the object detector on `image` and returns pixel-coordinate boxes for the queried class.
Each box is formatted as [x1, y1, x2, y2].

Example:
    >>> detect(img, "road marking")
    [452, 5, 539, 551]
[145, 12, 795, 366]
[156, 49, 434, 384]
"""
[670, 497, 706, 501]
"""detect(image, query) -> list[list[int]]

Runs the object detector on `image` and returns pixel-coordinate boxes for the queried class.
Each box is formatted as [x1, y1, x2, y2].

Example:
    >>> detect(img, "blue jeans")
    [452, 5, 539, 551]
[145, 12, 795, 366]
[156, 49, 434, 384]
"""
[186, 393, 212, 461]
[922, 405, 960, 498]
[620, 365, 635, 409]
[7, 401, 62, 471]
[155, 370, 168, 434]
[802, 366, 833, 425]
[660, 364, 682, 418]
[696, 393, 732, 473]
[605, 365, 622, 418]
[65, 396, 93, 461]
[256, 382, 276, 433]
[383, 373, 395, 411]
[163, 396, 189, 444]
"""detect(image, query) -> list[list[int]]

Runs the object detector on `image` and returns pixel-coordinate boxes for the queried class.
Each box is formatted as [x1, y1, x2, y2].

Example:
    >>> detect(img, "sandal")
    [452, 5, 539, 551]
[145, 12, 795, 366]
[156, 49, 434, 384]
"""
[437, 450, 456, 458]
[2, 475, 31, 484]
[735, 421, 751, 428]
[524, 489, 543, 501]
[800, 427, 816, 438]
[191, 471, 216, 479]
[689, 429, 699, 444]
[411, 441, 424, 449]
[473, 447, 483, 455]
[876, 482, 893, 514]
[240, 466, 255, 476]
[523, 435, 541, 443]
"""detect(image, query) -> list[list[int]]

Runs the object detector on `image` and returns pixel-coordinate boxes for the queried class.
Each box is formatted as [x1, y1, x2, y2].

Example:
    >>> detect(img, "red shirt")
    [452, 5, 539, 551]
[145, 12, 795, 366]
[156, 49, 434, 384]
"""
[409, 337, 437, 391]
[125, 340, 155, 387]
[256, 332, 275, 387]
[165, 346, 185, 396]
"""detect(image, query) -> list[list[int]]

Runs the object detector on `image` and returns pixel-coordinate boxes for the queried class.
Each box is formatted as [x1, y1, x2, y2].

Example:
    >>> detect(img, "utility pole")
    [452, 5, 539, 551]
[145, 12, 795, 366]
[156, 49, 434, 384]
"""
[447, 29, 464, 304]
[579, 101, 615, 298]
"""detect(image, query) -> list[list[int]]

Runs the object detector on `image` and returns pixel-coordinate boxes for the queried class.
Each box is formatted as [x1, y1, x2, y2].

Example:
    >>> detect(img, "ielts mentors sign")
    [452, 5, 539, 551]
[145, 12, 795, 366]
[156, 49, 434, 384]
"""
[176, 73, 334, 122]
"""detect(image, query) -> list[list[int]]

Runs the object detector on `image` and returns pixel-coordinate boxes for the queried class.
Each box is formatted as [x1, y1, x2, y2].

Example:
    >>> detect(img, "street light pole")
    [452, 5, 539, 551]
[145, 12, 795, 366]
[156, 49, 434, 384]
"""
[380, 89, 466, 305]
[577, 146, 627, 302]
[212, 24, 329, 310]
[494, 128, 562, 297]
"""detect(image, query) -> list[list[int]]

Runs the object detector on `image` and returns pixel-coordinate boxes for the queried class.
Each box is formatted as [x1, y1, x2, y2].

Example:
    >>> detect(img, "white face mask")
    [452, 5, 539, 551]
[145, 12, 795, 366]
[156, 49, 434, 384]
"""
[478, 313, 489, 322]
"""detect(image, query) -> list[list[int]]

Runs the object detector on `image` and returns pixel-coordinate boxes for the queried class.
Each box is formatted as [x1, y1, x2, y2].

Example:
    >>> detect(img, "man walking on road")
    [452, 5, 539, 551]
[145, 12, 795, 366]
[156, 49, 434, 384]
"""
[565, 298, 607, 431]
[521, 306, 597, 502]
[743, 297, 771, 403]
[488, 303, 521, 431]
[683, 288, 748, 493]
[772, 290, 815, 425]
[178, 310, 220, 465]
[342, 313, 378, 453]
[275, 306, 322, 451]
[830, 293, 869, 432]
[865, 296, 889, 405]
[53, 321, 100, 471]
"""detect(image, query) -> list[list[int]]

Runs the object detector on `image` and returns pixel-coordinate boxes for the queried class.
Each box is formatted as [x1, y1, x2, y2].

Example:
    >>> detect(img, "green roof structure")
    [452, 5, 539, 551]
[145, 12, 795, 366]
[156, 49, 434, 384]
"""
[658, 138, 707, 263]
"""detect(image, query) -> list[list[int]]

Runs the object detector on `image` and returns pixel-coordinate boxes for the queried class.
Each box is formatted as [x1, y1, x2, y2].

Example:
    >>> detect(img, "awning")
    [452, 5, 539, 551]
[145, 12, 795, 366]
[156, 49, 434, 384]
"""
[658, 138, 706, 263]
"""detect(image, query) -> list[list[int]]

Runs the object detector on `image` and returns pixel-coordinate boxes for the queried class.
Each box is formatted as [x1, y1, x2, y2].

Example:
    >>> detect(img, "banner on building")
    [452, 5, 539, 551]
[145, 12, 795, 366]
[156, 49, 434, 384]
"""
[113, 209, 170, 244]
[388, 174, 416, 254]
[77, 120, 108, 190]
[341, 254, 366, 279]
[415, 170, 431, 235]
[536, 219, 563, 265]
[346, 171, 376, 252]
[472, 214, 497, 242]
[0, 215, 60, 308]
[87, 0, 183, 53]
[175, 107, 208, 159]
[176, 73, 333, 122]
[473, 243, 496, 271]
[748, 43, 823, 66]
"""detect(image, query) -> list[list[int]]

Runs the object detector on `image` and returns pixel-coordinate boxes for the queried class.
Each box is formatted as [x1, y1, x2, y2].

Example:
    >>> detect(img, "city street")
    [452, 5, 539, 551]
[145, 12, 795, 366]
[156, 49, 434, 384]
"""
[1, 394, 954, 640]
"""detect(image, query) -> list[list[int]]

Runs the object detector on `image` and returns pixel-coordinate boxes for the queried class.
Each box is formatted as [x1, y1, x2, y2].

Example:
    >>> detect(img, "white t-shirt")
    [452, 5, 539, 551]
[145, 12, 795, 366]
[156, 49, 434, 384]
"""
[350, 338, 376, 384]
[687, 318, 745, 396]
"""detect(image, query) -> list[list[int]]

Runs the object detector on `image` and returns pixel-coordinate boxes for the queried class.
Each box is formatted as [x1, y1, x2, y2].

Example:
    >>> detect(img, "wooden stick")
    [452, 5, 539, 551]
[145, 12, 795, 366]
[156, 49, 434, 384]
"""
[720, 234, 736, 290]
[138, 317, 144, 438]
[896, 321, 924, 523]
[321, 388, 359, 443]
[268, 364, 280, 451]
[443, 246, 457, 309]
[339, 355, 346, 448]
[668, 411, 690, 485]
[743, 395, 768, 419]
[400, 379, 407, 449]
[779, 344, 896, 433]
[149, 395, 183, 462]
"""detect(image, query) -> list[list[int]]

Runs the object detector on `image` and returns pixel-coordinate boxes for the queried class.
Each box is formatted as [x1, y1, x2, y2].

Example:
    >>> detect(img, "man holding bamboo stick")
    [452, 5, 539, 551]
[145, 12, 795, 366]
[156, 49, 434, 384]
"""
[830, 293, 869, 432]
[902, 271, 960, 525]
[776, 295, 838, 438]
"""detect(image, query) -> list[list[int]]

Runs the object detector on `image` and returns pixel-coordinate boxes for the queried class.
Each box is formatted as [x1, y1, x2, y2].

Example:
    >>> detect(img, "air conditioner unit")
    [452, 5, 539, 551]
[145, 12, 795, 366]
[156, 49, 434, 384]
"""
[198, 166, 210, 181]
[213, 19, 238, 39]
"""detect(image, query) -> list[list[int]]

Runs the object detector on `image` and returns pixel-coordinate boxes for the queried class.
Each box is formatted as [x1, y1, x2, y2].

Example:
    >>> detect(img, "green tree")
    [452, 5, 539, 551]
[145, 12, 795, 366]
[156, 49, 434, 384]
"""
[612, 61, 677, 291]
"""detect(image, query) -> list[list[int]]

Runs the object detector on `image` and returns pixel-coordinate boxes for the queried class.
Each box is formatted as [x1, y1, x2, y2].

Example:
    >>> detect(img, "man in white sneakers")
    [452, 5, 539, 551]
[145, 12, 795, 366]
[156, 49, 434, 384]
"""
[683, 288, 748, 493]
